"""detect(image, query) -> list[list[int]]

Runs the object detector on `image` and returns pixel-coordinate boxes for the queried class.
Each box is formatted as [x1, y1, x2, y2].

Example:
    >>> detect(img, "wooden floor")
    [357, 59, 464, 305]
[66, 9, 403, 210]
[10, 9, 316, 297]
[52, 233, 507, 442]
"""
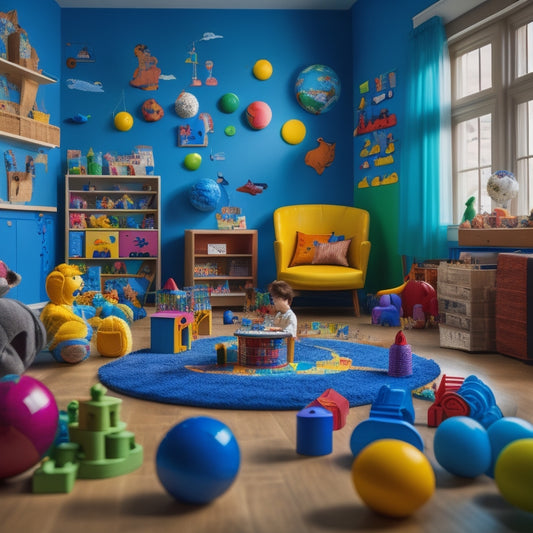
[2, 306, 533, 533]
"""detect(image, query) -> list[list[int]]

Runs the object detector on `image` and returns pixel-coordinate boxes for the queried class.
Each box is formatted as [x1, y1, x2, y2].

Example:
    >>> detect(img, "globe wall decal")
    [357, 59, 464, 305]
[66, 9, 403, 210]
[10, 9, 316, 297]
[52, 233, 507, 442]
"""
[295, 64, 341, 115]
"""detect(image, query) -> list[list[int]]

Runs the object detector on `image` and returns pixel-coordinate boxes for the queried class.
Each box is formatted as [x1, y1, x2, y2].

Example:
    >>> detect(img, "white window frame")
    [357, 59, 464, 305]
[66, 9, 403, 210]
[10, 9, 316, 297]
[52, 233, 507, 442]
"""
[449, 2, 533, 223]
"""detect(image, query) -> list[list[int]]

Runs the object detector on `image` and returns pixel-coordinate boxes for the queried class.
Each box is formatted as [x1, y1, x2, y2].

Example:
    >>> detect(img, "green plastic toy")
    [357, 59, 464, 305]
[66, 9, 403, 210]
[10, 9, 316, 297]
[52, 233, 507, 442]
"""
[461, 196, 476, 223]
[32, 383, 143, 493]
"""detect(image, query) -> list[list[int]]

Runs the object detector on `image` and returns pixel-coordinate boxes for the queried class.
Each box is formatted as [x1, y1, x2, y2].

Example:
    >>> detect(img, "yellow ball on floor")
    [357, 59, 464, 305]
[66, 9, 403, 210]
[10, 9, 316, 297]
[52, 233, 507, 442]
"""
[351, 439, 435, 518]
[96, 316, 132, 358]
[494, 438, 533, 512]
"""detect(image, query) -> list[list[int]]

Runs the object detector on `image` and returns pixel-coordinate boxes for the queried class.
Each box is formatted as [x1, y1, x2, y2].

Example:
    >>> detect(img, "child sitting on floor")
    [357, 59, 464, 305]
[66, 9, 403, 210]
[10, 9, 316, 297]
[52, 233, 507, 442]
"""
[267, 280, 297, 337]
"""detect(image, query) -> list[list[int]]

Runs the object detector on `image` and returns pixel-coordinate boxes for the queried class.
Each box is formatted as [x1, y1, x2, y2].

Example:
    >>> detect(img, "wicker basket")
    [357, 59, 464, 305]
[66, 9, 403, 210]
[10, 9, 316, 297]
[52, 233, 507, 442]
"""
[19, 117, 60, 146]
[0, 110, 21, 136]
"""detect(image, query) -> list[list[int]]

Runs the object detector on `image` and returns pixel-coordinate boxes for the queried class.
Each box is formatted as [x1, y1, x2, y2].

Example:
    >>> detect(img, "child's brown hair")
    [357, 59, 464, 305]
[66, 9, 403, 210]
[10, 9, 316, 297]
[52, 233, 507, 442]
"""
[268, 280, 294, 305]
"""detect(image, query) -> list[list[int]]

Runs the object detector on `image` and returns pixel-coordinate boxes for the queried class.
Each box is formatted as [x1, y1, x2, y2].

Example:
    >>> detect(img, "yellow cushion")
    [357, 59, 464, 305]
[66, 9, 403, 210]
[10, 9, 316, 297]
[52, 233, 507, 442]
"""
[289, 231, 331, 267]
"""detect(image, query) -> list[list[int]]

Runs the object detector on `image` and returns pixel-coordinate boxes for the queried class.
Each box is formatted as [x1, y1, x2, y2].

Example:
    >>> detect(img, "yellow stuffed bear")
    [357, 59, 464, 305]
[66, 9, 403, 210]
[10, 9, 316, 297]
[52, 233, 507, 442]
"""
[40, 264, 132, 363]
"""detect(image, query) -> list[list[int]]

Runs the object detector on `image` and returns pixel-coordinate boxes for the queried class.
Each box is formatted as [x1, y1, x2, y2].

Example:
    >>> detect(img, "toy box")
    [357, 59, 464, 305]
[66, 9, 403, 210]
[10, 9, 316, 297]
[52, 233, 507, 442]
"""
[495, 253, 533, 360]
[119, 230, 158, 257]
[85, 230, 119, 258]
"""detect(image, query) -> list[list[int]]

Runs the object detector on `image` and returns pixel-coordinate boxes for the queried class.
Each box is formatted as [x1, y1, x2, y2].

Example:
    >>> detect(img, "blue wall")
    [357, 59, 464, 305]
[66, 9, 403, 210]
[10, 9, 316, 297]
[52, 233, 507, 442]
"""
[1, 0, 443, 304]
[59, 8, 354, 291]
[0, 0, 61, 206]
[352, 0, 437, 292]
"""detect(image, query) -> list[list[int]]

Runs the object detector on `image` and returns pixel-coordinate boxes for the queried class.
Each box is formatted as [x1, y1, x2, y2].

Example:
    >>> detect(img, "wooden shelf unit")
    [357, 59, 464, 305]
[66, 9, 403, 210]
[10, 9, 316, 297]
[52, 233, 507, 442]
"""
[0, 57, 60, 147]
[65, 174, 161, 294]
[184, 229, 258, 307]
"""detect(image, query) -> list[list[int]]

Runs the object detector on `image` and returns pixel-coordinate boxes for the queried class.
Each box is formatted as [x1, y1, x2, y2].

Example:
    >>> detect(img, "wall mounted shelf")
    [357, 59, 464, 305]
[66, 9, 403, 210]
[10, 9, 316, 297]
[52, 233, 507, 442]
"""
[0, 57, 60, 147]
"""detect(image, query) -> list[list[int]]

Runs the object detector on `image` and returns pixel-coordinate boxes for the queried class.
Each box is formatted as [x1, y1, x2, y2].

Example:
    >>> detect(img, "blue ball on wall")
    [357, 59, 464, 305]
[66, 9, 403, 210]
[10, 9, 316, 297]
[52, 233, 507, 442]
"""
[188, 178, 222, 212]
[156, 416, 240, 504]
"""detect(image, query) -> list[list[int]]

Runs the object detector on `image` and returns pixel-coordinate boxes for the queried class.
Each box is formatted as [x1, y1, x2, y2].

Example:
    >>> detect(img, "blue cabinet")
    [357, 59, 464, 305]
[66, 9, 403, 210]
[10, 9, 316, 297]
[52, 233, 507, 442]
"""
[0, 209, 57, 304]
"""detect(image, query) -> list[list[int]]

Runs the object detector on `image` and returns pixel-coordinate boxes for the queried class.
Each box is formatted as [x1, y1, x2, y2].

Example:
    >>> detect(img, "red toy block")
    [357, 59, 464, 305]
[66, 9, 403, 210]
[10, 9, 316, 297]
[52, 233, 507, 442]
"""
[307, 388, 349, 430]
[427, 375, 469, 427]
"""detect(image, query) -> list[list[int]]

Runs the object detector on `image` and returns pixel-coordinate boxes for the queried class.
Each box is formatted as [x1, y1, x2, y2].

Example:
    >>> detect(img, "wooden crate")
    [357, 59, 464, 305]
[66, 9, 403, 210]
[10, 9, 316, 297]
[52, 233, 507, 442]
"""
[437, 262, 497, 287]
[437, 282, 495, 302]
[458, 228, 533, 248]
[495, 253, 533, 360]
[439, 325, 496, 352]
[439, 312, 495, 332]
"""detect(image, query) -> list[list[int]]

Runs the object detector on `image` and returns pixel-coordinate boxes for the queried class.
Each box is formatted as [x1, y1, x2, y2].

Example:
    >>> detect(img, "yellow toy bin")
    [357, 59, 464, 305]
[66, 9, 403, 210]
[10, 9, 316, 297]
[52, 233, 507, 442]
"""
[85, 231, 119, 258]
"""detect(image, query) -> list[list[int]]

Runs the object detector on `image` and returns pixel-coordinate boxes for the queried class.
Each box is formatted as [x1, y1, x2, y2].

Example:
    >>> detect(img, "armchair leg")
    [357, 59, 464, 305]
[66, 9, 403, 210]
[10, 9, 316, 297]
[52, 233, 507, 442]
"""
[352, 290, 360, 317]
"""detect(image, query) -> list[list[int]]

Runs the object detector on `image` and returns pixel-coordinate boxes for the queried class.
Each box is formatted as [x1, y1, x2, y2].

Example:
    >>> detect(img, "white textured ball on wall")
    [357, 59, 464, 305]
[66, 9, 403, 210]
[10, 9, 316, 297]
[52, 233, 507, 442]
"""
[175, 91, 199, 118]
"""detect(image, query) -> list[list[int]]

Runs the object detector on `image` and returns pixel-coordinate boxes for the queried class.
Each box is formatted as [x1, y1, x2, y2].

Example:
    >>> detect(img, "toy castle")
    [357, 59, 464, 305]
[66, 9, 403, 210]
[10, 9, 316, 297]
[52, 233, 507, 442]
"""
[32, 383, 143, 493]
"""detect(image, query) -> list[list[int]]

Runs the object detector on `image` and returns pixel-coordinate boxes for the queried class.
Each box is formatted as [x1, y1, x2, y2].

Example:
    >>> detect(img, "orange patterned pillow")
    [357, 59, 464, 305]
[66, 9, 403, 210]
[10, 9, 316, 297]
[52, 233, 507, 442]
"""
[289, 232, 332, 266]
[312, 239, 352, 266]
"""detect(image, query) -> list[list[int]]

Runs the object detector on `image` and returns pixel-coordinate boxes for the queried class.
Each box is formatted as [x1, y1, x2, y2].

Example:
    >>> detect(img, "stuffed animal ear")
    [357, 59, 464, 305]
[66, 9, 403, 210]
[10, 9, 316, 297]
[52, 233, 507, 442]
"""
[0, 260, 22, 297]
[45, 271, 66, 304]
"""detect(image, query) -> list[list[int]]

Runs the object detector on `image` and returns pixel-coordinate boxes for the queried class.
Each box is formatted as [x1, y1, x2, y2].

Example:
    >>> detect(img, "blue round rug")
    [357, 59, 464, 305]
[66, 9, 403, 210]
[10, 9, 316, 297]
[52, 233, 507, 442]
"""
[98, 336, 441, 410]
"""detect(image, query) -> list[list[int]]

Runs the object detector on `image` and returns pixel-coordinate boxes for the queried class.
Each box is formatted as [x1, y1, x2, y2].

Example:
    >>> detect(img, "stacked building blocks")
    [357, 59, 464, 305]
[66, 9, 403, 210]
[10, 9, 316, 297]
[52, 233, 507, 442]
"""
[350, 385, 422, 459]
[306, 388, 349, 430]
[427, 374, 502, 428]
[150, 310, 194, 353]
[32, 383, 143, 493]
[438, 262, 497, 352]
[427, 375, 468, 427]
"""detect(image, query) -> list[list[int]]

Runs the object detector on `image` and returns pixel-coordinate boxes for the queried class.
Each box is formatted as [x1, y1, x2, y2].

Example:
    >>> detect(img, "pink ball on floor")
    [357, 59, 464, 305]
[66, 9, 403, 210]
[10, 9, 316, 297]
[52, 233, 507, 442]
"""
[0, 375, 59, 479]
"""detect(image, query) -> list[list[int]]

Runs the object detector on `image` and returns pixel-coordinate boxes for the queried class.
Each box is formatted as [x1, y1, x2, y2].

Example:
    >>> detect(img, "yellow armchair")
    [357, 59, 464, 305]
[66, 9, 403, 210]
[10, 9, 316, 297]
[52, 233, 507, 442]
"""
[273, 204, 371, 316]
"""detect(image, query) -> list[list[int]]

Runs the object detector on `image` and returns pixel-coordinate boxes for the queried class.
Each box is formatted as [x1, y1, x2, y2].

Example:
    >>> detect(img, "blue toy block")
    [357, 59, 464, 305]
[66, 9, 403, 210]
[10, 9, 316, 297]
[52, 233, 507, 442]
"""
[69, 232, 84, 258]
[458, 375, 503, 429]
[296, 406, 333, 456]
[350, 385, 423, 458]
[150, 311, 194, 353]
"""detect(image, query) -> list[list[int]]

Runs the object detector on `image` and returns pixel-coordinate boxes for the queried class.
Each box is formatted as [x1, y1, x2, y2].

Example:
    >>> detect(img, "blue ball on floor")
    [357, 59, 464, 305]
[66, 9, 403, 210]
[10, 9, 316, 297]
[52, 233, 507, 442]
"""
[433, 416, 491, 478]
[156, 416, 240, 504]
[486, 417, 533, 477]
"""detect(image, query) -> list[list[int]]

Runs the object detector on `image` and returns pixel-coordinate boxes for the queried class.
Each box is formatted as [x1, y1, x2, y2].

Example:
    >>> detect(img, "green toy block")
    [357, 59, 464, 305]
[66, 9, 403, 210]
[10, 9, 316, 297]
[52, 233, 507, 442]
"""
[32, 384, 143, 493]
[32, 443, 80, 493]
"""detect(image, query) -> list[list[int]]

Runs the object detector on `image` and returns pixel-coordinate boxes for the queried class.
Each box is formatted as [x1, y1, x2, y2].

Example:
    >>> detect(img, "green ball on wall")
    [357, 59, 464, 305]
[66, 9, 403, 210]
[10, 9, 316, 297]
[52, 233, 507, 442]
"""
[218, 93, 240, 114]
[184, 153, 202, 171]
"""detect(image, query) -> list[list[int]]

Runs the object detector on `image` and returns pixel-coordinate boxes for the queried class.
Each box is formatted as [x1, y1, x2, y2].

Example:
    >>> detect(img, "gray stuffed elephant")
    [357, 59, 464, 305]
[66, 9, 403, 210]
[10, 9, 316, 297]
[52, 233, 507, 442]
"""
[0, 260, 46, 378]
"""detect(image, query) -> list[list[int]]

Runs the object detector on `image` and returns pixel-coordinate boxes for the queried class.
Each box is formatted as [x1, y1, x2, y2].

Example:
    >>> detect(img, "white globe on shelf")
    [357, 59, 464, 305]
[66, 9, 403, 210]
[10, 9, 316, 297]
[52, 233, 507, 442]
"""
[486, 170, 519, 210]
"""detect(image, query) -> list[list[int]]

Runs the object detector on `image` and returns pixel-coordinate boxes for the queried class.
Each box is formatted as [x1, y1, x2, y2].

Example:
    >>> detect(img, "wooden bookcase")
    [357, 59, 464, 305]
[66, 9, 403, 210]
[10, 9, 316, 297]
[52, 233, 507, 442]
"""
[184, 229, 258, 307]
[65, 174, 161, 295]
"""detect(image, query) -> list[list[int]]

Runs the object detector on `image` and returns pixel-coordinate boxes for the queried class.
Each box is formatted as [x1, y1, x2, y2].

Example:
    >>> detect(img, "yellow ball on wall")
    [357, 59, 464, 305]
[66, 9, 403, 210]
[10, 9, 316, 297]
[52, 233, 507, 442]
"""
[253, 59, 273, 80]
[114, 111, 134, 132]
[281, 119, 306, 145]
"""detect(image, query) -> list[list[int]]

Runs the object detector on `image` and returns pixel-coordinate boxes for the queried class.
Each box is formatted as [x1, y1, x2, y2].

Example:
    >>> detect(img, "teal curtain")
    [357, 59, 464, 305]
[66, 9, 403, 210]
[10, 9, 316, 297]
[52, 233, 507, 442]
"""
[399, 16, 452, 261]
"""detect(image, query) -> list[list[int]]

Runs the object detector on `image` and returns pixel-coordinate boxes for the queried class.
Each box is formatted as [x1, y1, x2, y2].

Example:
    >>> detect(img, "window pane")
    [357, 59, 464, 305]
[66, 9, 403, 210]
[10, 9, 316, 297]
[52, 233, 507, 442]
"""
[480, 44, 492, 91]
[479, 114, 492, 167]
[480, 166, 493, 214]
[517, 101, 528, 158]
[516, 100, 533, 215]
[456, 44, 491, 98]
[516, 21, 533, 78]
[456, 169, 478, 212]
